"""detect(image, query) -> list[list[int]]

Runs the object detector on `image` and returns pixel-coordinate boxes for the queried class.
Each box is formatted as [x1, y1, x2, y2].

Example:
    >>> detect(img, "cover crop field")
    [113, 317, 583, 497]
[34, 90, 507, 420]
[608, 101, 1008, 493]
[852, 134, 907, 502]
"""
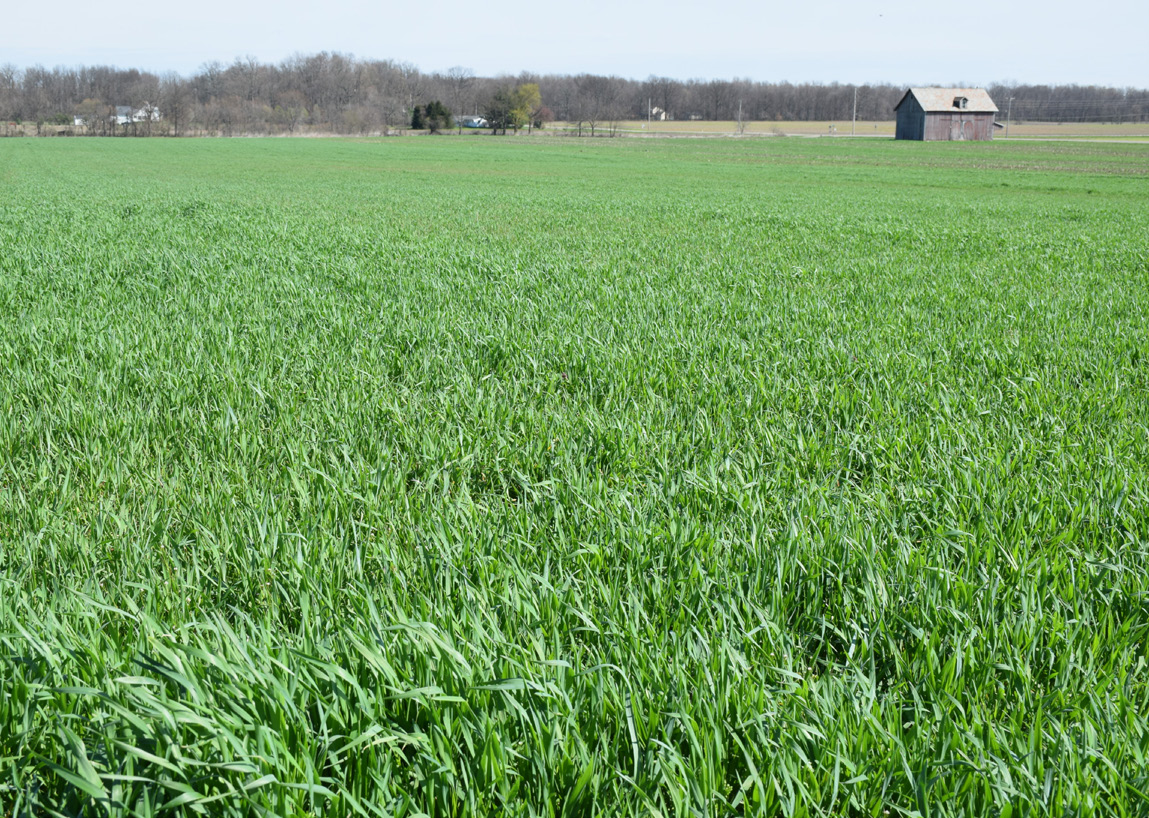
[2, 136, 1148, 816]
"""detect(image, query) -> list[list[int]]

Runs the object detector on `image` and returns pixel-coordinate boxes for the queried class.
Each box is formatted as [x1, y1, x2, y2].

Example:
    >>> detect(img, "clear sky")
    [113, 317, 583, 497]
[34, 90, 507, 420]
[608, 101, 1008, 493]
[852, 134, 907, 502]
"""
[4, 0, 1147, 87]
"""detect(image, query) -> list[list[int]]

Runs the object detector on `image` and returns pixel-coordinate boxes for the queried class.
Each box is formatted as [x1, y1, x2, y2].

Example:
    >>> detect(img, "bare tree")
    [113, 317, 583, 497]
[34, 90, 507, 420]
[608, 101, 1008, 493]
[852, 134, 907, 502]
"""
[160, 73, 191, 135]
[126, 74, 160, 135]
[0, 64, 21, 121]
[644, 75, 678, 120]
[446, 66, 474, 119]
[368, 61, 407, 133]
[396, 61, 423, 126]
[74, 97, 106, 134]
[271, 90, 308, 134]
[575, 74, 619, 136]
[196, 61, 225, 105]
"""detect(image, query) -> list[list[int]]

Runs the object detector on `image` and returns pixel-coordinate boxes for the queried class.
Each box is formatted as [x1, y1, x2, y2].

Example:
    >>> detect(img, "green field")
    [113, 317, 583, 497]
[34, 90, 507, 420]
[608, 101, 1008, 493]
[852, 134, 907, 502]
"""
[2, 137, 1148, 816]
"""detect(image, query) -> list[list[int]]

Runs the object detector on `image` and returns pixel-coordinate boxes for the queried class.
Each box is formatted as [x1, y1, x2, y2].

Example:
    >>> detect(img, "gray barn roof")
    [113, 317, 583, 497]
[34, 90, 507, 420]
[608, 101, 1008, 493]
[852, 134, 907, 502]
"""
[895, 88, 998, 113]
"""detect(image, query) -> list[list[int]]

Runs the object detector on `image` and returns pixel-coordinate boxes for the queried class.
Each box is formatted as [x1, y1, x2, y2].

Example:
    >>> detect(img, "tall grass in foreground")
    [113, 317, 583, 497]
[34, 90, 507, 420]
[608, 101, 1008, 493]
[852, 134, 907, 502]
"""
[1, 137, 1148, 815]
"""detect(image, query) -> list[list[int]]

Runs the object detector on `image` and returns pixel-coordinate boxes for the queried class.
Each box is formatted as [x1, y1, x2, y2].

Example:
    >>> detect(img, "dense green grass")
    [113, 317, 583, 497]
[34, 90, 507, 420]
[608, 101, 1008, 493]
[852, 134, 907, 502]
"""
[2, 136, 1148, 816]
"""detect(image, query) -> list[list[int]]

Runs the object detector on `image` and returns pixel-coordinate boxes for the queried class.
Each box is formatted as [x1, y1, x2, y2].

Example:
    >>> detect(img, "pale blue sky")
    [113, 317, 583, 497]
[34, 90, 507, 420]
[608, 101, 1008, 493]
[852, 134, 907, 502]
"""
[5, 0, 1147, 87]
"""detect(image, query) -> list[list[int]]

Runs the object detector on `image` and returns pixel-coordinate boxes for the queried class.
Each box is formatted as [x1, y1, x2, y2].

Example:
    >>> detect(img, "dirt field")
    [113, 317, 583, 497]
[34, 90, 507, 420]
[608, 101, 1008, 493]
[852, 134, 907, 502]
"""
[552, 120, 1149, 140]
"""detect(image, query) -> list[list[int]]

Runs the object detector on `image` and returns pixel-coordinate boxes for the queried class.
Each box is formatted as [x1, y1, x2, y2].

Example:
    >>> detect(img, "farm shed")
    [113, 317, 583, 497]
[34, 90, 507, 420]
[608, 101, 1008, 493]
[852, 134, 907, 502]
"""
[895, 88, 998, 141]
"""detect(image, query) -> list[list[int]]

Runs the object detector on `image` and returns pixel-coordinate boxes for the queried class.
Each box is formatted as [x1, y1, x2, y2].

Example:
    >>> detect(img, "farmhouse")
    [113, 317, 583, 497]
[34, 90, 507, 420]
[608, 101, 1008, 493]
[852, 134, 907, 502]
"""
[74, 104, 162, 128]
[895, 88, 998, 141]
[115, 104, 162, 125]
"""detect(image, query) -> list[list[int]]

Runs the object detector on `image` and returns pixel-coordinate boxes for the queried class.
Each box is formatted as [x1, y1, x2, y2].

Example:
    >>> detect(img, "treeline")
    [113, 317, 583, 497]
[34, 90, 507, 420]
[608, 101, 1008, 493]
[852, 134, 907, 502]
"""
[1, 54, 1147, 136]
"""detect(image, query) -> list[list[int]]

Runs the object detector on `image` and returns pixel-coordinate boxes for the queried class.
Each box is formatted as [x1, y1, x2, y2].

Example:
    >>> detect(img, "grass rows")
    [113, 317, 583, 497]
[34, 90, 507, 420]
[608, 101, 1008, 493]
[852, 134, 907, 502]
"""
[1, 136, 1148, 815]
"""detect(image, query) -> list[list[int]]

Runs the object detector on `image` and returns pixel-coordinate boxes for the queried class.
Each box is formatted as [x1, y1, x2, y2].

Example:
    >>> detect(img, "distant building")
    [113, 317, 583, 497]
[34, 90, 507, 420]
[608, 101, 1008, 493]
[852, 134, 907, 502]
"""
[459, 115, 488, 129]
[895, 88, 998, 141]
[74, 103, 162, 132]
[114, 104, 162, 125]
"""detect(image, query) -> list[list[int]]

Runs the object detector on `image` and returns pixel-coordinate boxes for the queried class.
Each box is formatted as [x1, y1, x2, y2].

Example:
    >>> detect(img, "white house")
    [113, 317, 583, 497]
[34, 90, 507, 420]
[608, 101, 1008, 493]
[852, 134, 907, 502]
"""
[74, 104, 162, 128]
[115, 104, 162, 125]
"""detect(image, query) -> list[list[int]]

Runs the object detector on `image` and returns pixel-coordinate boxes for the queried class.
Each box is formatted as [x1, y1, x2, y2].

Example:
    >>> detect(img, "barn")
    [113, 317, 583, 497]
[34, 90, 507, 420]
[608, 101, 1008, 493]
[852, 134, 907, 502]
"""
[895, 88, 998, 141]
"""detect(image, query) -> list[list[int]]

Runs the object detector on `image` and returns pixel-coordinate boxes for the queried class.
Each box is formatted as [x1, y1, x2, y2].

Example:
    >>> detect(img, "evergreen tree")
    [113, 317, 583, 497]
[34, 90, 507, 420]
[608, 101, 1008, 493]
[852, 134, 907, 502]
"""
[423, 101, 453, 133]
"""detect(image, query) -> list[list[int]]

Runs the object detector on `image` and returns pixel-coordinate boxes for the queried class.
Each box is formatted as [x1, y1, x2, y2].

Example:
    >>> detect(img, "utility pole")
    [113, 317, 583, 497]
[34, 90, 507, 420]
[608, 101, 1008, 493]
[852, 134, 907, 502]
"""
[737, 99, 743, 135]
[648, 97, 651, 125]
[1006, 96, 1014, 138]
[852, 87, 857, 135]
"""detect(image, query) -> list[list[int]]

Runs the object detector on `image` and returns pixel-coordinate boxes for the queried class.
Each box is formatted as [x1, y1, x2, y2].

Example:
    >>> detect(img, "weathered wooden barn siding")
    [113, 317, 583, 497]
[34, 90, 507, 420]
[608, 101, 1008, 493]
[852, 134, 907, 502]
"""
[922, 113, 995, 141]
[922, 115, 949, 141]
[895, 96, 925, 140]
[967, 113, 995, 140]
[895, 89, 998, 141]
